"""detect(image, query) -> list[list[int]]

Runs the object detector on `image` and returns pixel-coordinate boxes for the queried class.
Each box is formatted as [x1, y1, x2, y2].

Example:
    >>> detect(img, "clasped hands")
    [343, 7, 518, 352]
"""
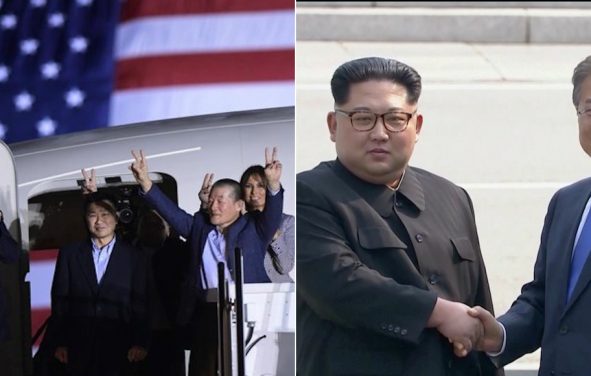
[429, 299, 504, 357]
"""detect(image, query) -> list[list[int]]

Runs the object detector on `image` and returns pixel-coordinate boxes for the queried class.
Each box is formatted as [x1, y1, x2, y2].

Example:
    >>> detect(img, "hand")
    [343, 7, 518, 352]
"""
[264, 146, 282, 192]
[127, 346, 147, 362]
[467, 306, 504, 353]
[54, 347, 68, 364]
[129, 150, 153, 192]
[81, 168, 97, 194]
[198, 173, 214, 209]
[428, 298, 483, 356]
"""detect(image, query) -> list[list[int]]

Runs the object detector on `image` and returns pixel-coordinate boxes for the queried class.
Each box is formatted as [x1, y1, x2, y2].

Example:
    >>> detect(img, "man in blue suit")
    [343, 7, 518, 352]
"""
[466, 56, 591, 376]
[129, 147, 284, 376]
[0, 210, 19, 342]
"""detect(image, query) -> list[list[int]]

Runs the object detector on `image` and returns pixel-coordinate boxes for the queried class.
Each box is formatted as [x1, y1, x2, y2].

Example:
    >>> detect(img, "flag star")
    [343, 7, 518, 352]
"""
[20, 39, 39, 55]
[15, 91, 34, 111]
[41, 61, 60, 79]
[0, 65, 9, 82]
[37, 117, 57, 137]
[70, 36, 88, 53]
[31, 0, 46, 7]
[76, 0, 93, 6]
[0, 123, 6, 140]
[48, 12, 65, 28]
[65, 88, 85, 107]
[1, 14, 17, 29]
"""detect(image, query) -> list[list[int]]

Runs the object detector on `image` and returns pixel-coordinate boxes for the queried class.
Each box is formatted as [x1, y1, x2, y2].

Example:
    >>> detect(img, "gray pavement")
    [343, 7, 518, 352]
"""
[297, 1, 591, 43]
[296, 40, 591, 373]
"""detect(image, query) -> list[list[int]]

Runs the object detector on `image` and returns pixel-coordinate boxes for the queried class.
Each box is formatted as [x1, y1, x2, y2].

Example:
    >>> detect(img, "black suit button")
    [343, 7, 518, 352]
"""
[394, 326, 400, 334]
[559, 325, 568, 334]
[380, 323, 387, 330]
[387, 324, 394, 331]
[415, 234, 424, 243]
[428, 274, 439, 285]
[395, 201, 402, 208]
[400, 329, 408, 336]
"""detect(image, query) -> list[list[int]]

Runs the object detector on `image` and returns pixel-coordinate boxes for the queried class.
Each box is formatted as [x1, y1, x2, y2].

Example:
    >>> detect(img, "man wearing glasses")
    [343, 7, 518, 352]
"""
[463, 56, 591, 376]
[297, 57, 501, 376]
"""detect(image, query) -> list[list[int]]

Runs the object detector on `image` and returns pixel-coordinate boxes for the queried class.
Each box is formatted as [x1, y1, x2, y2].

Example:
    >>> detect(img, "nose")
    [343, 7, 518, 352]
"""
[370, 116, 389, 141]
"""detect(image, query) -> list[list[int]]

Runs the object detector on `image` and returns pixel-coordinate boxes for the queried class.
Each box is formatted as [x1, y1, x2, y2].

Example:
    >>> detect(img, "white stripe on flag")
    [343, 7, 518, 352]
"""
[29, 260, 56, 309]
[110, 81, 294, 126]
[116, 10, 295, 59]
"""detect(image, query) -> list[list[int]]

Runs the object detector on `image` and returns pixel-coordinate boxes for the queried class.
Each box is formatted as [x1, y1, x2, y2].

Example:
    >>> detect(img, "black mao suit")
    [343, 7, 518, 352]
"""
[297, 160, 501, 376]
[497, 177, 591, 376]
[51, 239, 149, 376]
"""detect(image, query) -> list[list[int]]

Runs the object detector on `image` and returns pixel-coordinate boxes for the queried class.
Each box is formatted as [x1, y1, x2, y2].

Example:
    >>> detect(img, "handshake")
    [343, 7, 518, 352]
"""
[427, 298, 504, 357]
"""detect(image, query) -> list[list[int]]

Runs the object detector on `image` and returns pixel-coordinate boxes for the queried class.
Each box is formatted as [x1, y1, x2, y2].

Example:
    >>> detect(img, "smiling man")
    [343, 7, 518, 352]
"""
[296, 57, 502, 376]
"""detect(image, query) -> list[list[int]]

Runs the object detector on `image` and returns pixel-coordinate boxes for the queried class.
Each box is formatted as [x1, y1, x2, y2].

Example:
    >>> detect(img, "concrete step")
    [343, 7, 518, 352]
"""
[297, 5, 591, 43]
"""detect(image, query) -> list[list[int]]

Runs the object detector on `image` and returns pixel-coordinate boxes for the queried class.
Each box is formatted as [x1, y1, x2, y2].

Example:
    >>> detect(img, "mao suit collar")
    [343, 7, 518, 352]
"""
[332, 159, 425, 217]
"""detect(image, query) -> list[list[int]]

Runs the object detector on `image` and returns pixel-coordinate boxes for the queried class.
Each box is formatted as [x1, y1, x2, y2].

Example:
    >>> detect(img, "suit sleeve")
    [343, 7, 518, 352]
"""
[254, 187, 284, 244]
[297, 179, 438, 345]
[50, 246, 70, 347]
[130, 248, 150, 348]
[0, 220, 19, 264]
[496, 191, 557, 365]
[141, 184, 195, 239]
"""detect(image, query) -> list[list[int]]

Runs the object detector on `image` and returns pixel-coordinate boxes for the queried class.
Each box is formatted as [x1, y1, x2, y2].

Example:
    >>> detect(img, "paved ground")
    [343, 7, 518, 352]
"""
[296, 40, 591, 372]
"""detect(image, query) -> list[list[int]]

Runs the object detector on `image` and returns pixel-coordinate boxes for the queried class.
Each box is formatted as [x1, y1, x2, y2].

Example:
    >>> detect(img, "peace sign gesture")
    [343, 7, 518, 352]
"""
[80, 168, 97, 194]
[129, 149, 153, 192]
[198, 172, 214, 208]
[264, 147, 281, 192]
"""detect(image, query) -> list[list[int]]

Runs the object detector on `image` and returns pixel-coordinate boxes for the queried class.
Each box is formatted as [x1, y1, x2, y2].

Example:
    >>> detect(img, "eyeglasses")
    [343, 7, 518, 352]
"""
[334, 109, 416, 133]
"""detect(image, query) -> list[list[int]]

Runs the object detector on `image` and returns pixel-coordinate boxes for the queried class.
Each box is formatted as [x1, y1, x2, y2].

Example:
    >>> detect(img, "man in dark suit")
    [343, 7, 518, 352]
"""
[0, 210, 19, 342]
[51, 194, 149, 376]
[466, 56, 591, 376]
[297, 57, 500, 376]
[129, 148, 284, 376]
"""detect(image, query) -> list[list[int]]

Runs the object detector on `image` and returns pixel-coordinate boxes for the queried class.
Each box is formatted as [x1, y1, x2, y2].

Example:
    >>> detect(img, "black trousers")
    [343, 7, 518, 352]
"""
[188, 302, 218, 376]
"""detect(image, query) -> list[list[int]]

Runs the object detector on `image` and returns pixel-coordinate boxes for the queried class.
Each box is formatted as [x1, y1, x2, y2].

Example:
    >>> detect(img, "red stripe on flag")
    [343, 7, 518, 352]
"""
[31, 307, 52, 347]
[29, 249, 59, 262]
[115, 49, 295, 90]
[121, 0, 294, 22]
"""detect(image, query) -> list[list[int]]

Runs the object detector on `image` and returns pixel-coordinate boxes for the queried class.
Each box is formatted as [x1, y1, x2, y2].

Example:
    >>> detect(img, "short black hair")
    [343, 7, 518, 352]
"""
[572, 55, 591, 108]
[331, 57, 422, 105]
[83, 192, 118, 218]
[211, 179, 243, 202]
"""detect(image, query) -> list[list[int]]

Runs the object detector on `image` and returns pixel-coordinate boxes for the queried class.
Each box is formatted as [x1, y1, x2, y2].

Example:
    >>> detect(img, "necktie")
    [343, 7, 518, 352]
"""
[567, 209, 591, 301]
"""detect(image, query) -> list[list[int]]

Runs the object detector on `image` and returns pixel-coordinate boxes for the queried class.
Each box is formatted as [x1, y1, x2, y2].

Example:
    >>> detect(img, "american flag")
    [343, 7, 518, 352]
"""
[0, 0, 294, 143]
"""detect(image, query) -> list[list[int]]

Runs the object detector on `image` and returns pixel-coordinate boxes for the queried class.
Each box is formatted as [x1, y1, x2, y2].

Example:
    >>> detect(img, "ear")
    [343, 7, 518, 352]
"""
[236, 199, 246, 214]
[327, 111, 337, 143]
[414, 113, 423, 139]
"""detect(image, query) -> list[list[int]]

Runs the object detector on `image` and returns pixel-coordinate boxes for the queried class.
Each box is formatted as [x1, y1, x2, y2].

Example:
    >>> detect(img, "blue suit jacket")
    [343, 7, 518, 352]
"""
[498, 177, 591, 376]
[141, 184, 283, 324]
[0, 220, 19, 341]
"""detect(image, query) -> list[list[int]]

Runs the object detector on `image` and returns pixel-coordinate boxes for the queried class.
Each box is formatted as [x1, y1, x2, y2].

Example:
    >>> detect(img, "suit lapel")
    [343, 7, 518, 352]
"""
[99, 241, 128, 289]
[76, 240, 99, 293]
[562, 186, 591, 315]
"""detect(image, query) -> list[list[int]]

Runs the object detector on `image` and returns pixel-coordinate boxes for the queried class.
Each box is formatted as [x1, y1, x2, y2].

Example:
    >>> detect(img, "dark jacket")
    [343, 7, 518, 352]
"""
[51, 239, 149, 376]
[0, 219, 19, 341]
[141, 184, 283, 325]
[498, 177, 591, 376]
[297, 160, 500, 376]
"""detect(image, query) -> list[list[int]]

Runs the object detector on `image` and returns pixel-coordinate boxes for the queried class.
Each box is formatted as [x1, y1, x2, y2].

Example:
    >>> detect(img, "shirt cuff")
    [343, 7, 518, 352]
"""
[268, 186, 281, 196]
[486, 321, 507, 358]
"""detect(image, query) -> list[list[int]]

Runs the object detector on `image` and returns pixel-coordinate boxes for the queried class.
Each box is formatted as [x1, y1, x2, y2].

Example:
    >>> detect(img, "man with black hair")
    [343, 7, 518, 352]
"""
[297, 57, 501, 376]
[50, 193, 149, 376]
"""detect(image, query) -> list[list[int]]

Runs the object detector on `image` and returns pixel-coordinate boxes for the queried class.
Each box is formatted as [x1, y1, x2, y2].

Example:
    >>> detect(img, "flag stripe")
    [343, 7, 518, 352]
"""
[110, 81, 294, 126]
[31, 308, 51, 347]
[29, 249, 59, 262]
[120, 0, 294, 21]
[116, 11, 294, 59]
[115, 50, 294, 90]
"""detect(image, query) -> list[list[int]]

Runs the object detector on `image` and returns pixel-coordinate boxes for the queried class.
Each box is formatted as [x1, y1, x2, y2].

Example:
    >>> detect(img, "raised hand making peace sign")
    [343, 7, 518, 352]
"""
[129, 149, 153, 192]
[264, 147, 282, 192]
[80, 168, 97, 194]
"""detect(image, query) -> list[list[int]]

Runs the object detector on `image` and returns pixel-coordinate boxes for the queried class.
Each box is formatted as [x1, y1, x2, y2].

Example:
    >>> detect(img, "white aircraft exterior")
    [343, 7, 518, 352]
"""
[0, 106, 295, 376]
